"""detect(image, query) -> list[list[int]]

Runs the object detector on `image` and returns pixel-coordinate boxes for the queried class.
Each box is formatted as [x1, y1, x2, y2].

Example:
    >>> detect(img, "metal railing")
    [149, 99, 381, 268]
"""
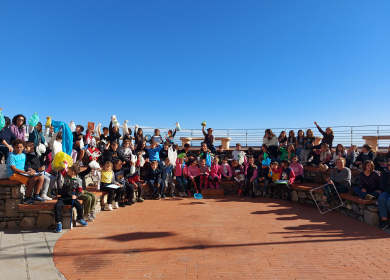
[96, 124, 390, 148]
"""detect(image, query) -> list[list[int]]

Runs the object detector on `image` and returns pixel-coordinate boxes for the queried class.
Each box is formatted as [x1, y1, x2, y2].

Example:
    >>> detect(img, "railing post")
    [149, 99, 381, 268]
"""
[246, 130, 248, 147]
[351, 126, 353, 146]
[191, 129, 193, 138]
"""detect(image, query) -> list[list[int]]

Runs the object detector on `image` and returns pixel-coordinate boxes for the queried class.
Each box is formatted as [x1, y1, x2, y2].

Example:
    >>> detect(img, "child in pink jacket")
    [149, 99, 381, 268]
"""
[175, 157, 188, 196]
[209, 157, 221, 189]
[199, 158, 209, 189]
[187, 159, 200, 195]
[220, 158, 232, 180]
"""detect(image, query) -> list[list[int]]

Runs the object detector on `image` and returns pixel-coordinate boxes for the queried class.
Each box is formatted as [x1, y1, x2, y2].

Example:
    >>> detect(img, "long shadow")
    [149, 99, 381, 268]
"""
[101, 231, 177, 241]
[178, 202, 206, 205]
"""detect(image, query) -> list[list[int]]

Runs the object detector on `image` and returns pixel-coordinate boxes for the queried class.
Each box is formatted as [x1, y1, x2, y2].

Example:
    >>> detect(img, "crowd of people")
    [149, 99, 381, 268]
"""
[1, 110, 390, 232]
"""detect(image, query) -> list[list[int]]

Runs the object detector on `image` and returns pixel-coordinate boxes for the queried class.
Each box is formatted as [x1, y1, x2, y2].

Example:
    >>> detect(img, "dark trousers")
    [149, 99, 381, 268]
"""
[188, 176, 200, 191]
[295, 175, 304, 183]
[176, 177, 187, 192]
[268, 145, 278, 159]
[100, 182, 122, 204]
[54, 198, 83, 223]
[125, 181, 143, 199]
[208, 175, 219, 182]
[207, 144, 216, 153]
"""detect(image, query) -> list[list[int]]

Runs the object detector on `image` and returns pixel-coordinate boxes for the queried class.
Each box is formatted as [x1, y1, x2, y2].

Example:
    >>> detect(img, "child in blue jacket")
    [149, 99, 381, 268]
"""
[146, 142, 163, 163]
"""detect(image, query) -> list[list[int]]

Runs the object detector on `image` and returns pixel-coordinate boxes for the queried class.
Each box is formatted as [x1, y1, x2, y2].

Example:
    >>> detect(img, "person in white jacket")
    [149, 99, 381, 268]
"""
[263, 129, 279, 159]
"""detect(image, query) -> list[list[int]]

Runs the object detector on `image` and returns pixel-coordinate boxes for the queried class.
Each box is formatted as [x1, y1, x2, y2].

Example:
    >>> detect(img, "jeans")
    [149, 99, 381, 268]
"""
[207, 144, 216, 154]
[260, 178, 268, 193]
[42, 173, 56, 196]
[54, 198, 83, 223]
[176, 177, 188, 192]
[324, 183, 349, 204]
[244, 178, 260, 194]
[295, 146, 302, 161]
[147, 180, 165, 195]
[352, 186, 380, 199]
[378, 192, 390, 219]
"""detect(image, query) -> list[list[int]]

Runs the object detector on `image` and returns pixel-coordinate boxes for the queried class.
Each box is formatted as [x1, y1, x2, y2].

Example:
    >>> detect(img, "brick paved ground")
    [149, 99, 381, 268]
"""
[54, 196, 390, 279]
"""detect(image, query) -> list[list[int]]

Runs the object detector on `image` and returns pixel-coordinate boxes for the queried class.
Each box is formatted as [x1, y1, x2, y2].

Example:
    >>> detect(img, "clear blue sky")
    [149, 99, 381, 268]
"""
[1, 0, 389, 130]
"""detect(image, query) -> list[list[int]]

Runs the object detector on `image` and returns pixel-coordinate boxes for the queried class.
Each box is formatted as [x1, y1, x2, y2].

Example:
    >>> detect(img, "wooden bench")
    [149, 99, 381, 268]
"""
[180, 137, 232, 149]
[362, 135, 390, 151]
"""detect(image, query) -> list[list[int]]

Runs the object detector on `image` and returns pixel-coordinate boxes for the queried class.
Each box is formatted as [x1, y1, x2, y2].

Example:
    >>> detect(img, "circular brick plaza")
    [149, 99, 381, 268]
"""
[54, 196, 390, 279]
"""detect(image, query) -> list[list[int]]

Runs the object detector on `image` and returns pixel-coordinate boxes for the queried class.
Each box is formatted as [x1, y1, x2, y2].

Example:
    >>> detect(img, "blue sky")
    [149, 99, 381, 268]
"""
[1, 0, 389, 131]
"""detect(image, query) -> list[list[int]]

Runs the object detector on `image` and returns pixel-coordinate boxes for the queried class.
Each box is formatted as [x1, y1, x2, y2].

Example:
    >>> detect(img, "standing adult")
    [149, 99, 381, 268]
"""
[0, 116, 17, 161]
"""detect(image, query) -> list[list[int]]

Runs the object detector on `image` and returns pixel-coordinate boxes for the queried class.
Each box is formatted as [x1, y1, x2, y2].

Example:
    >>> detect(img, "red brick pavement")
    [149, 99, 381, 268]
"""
[54, 196, 390, 279]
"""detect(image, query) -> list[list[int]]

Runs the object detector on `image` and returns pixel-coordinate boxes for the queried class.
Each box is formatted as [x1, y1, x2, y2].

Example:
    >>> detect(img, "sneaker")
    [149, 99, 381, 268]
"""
[364, 194, 376, 201]
[137, 197, 144, 202]
[50, 189, 57, 198]
[84, 214, 94, 222]
[307, 158, 313, 163]
[55, 222, 62, 233]
[179, 192, 184, 197]
[379, 220, 389, 230]
[170, 194, 175, 197]
[40, 194, 52, 201]
[262, 191, 267, 196]
[125, 201, 133, 205]
[162, 194, 166, 198]
[113, 202, 119, 209]
[131, 198, 136, 204]
[90, 210, 96, 219]
[76, 219, 88, 226]
[33, 195, 46, 202]
[183, 192, 188, 197]
[104, 204, 113, 211]
[119, 202, 126, 207]
[256, 191, 261, 196]
[23, 197, 35, 205]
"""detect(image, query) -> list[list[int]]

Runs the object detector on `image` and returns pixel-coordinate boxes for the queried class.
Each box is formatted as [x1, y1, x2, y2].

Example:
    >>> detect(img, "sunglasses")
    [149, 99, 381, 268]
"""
[17, 118, 24, 121]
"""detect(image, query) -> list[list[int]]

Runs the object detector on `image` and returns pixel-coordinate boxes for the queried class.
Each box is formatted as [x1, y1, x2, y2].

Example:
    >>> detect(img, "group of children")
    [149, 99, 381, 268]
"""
[3, 112, 390, 232]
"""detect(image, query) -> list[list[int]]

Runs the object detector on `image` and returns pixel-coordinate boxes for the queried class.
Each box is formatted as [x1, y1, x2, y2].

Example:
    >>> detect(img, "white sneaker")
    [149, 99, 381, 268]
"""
[263, 191, 266, 196]
[256, 191, 261, 196]
[104, 204, 113, 211]
[113, 202, 119, 209]
[183, 192, 188, 197]
[179, 192, 184, 197]
[96, 181, 100, 191]
[41, 194, 52, 201]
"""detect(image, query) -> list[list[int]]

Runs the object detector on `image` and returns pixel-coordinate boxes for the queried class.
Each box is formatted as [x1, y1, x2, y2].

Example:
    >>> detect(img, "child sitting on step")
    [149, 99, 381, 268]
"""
[209, 156, 221, 189]
[220, 157, 232, 180]
[145, 161, 164, 199]
[161, 158, 175, 198]
[126, 160, 144, 203]
[175, 157, 188, 197]
[231, 159, 245, 196]
[54, 163, 87, 233]
[100, 161, 122, 211]
[199, 158, 209, 189]
[243, 155, 260, 198]
[187, 159, 200, 196]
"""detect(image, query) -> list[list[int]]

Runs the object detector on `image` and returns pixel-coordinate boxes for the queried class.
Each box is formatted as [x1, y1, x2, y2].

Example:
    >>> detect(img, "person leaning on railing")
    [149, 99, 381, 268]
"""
[352, 160, 382, 201]
[378, 162, 390, 229]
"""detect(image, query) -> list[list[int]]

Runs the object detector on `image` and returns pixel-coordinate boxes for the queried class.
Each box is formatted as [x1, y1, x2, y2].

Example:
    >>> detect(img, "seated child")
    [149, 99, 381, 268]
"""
[113, 159, 139, 206]
[54, 163, 87, 233]
[209, 156, 221, 189]
[86, 137, 101, 164]
[146, 141, 163, 164]
[105, 141, 127, 165]
[258, 161, 270, 196]
[161, 158, 175, 198]
[274, 159, 296, 200]
[243, 155, 260, 198]
[7, 139, 45, 204]
[126, 160, 144, 203]
[99, 161, 123, 211]
[25, 141, 55, 201]
[346, 145, 359, 169]
[231, 159, 245, 196]
[145, 161, 164, 199]
[199, 158, 210, 189]
[197, 142, 210, 164]
[290, 155, 304, 183]
[178, 143, 193, 164]
[187, 159, 200, 196]
[159, 142, 170, 164]
[232, 143, 246, 164]
[215, 145, 226, 163]
[308, 143, 331, 172]
[175, 157, 188, 197]
[118, 139, 133, 166]
[220, 157, 232, 180]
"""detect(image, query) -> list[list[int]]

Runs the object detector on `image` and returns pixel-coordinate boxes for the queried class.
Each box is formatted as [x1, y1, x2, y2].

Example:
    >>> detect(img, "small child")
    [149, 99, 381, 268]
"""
[178, 143, 193, 164]
[145, 161, 164, 199]
[232, 143, 245, 164]
[86, 139, 101, 164]
[278, 144, 295, 161]
[161, 158, 175, 198]
[258, 162, 270, 196]
[175, 157, 188, 197]
[113, 159, 136, 206]
[105, 141, 128, 165]
[146, 141, 163, 163]
[152, 129, 163, 145]
[269, 162, 282, 182]
[199, 158, 209, 189]
[220, 157, 232, 180]
[290, 155, 304, 183]
[197, 142, 210, 163]
[187, 159, 200, 196]
[7, 139, 45, 204]
[215, 145, 226, 163]
[274, 159, 296, 200]
[54, 163, 87, 233]
[118, 139, 133, 163]
[243, 156, 260, 198]
[231, 159, 245, 196]
[159, 142, 170, 163]
[209, 157, 221, 189]
[100, 161, 122, 211]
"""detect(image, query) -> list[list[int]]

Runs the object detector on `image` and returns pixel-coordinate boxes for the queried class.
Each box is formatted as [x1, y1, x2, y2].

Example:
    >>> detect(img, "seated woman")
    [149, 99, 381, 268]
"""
[320, 158, 351, 207]
[0, 116, 17, 161]
[353, 160, 382, 200]
[28, 122, 45, 147]
[354, 144, 379, 170]
[10, 114, 27, 140]
[263, 129, 279, 159]
[378, 162, 390, 229]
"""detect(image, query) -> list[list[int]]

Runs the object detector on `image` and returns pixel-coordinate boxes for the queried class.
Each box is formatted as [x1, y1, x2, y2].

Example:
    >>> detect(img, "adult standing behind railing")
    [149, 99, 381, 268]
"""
[263, 129, 278, 159]
[313, 121, 334, 150]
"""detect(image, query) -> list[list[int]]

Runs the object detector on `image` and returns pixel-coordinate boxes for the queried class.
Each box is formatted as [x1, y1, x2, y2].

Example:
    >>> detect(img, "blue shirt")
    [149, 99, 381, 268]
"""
[7, 152, 26, 177]
[146, 144, 163, 161]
